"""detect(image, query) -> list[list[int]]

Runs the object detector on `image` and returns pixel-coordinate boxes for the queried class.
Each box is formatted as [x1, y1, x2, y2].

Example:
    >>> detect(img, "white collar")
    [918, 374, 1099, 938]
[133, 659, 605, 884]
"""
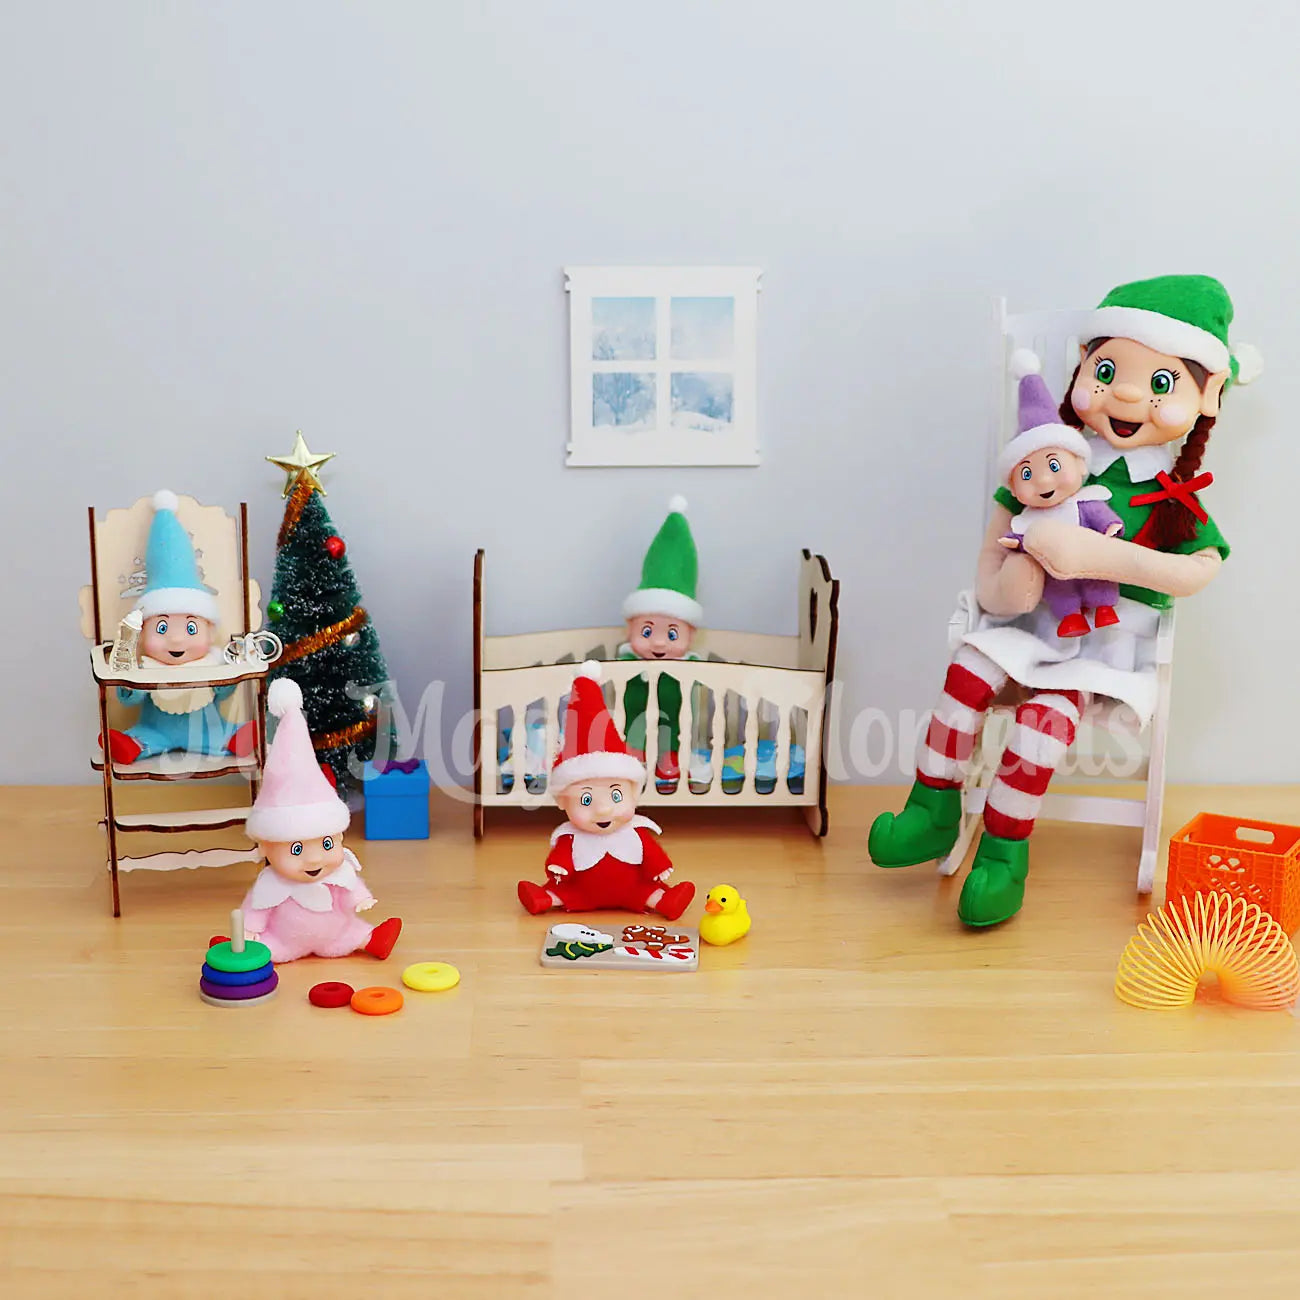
[247, 848, 361, 912]
[1086, 435, 1176, 481]
[551, 815, 661, 871]
[1009, 484, 1112, 534]
[139, 647, 227, 714]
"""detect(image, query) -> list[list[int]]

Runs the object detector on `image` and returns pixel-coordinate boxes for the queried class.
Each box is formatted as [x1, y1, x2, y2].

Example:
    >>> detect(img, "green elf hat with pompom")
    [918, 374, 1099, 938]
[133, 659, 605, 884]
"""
[621, 495, 702, 627]
[1079, 274, 1262, 388]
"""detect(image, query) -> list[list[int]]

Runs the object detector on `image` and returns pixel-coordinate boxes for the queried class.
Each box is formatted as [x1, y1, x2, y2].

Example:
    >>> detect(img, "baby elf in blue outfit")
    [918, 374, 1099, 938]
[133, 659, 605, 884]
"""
[618, 497, 705, 793]
[104, 490, 257, 765]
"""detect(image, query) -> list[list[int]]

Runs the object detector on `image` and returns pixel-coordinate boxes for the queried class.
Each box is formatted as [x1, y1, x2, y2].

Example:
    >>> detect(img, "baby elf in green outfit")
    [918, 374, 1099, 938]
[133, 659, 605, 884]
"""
[618, 496, 705, 793]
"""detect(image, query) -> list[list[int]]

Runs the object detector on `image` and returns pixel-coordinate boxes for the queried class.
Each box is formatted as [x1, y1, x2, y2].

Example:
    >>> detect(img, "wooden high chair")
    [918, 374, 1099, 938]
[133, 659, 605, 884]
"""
[79, 495, 272, 916]
[939, 300, 1175, 896]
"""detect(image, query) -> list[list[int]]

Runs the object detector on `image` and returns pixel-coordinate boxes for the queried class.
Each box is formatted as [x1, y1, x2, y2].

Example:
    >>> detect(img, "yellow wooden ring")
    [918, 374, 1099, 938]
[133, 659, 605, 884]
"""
[401, 961, 461, 993]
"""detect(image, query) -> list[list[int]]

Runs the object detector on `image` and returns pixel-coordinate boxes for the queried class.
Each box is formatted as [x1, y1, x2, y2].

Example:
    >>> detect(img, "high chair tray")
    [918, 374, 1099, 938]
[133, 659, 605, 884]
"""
[90, 644, 270, 689]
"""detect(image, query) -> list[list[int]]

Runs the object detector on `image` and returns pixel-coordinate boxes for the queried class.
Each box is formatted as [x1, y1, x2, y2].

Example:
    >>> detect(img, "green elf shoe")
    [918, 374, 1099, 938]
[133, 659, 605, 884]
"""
[957, 831, 1029, 928]
[868, 780, 962, 868]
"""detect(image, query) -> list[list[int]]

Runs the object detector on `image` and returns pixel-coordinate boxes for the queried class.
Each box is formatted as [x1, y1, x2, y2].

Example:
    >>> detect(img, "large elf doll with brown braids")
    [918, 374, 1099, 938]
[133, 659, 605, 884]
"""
[869, 274, 1261, 928]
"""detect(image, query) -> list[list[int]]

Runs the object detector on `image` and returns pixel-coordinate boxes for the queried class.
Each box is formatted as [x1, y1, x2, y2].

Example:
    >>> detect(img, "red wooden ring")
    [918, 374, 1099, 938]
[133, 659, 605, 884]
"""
[308, 981, 355, 1008]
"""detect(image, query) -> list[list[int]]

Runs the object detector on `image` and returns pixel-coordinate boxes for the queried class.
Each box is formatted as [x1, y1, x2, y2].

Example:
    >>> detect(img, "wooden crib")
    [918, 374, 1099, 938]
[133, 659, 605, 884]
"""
[472, 549, 839, 838]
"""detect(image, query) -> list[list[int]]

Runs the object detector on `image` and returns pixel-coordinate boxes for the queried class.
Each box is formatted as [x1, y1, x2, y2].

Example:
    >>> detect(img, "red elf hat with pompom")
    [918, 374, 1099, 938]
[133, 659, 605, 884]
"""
[549, 661, 646, 796]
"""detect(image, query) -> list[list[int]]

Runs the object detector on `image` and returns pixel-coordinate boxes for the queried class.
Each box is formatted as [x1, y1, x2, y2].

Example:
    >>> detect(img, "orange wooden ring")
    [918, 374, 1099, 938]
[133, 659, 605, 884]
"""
[350, 985, 404, 1016]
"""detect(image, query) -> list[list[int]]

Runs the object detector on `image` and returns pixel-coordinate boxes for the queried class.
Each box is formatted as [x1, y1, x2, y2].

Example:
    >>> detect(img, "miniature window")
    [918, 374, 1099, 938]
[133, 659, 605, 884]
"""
[565, 266, 761, 467]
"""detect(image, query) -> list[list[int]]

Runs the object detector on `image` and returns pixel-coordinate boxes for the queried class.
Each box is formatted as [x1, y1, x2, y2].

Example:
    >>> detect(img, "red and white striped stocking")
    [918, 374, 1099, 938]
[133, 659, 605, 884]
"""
[983, 691, 1082, 840]
[917, 645, 1008, 790]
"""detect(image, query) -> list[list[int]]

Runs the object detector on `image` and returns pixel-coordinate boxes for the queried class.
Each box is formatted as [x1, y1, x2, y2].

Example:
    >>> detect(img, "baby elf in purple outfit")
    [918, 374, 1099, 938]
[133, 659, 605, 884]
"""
[996, 349, 1124, 639]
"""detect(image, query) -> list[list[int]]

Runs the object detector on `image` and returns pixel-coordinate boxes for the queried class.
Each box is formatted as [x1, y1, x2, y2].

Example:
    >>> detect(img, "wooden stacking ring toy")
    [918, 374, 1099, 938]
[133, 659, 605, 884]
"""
[199, 910, 277, 1008]
[309, 981, 355, 1009]
[350, 986, 404, 1016]
[401, 961, 461, 993]
[1116, 891, 1300, 1011]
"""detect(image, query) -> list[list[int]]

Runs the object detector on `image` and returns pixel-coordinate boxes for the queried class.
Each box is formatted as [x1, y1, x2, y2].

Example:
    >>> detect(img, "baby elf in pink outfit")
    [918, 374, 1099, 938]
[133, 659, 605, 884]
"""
[239, 677, 401, 963]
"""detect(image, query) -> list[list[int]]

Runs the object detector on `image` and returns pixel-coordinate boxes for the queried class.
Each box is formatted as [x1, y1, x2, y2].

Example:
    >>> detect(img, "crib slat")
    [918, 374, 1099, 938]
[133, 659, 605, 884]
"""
[642, 665, 659, 782]
[774, 703, 791, 785]
[742, 688, 760, 791]
[711, 685, 727, 799]
[508, 697, 525, 802]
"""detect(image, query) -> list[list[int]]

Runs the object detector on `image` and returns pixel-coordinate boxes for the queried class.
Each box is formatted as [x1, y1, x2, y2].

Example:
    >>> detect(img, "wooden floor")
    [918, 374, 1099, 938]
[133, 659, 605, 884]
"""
[3, 783, 1300, 1299]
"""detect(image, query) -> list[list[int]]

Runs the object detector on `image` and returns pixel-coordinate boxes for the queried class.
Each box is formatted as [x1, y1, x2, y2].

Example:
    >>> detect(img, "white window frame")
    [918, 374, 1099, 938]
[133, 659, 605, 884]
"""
[565, 265, 762, 467]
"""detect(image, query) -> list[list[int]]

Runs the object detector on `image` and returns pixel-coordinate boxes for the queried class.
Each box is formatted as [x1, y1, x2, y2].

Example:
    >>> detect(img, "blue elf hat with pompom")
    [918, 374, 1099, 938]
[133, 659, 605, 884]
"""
[136, 490, 221, 623]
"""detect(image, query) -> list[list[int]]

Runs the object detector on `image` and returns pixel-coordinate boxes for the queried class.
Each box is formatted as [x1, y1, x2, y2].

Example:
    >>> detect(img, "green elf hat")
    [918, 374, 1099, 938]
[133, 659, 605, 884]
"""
[621, 495, 702, 626]
[1079, 274, 1262, 387]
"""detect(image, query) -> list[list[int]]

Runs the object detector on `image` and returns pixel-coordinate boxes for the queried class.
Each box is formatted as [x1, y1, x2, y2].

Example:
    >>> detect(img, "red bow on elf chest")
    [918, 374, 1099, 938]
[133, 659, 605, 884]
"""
[1129, 470, 1214, 524]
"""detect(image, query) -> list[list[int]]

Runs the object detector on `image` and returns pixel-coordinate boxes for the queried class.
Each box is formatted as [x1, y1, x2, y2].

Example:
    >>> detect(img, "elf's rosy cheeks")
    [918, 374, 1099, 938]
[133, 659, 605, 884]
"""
[1153, 400, 1192, 428]
[1071, 384, 1092, 413]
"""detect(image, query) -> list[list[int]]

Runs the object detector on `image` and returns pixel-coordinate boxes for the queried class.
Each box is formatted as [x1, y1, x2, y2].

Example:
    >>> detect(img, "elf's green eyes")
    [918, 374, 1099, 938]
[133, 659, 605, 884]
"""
[1094, 359, 1116, 384]
[1150, 369, 1175, 395]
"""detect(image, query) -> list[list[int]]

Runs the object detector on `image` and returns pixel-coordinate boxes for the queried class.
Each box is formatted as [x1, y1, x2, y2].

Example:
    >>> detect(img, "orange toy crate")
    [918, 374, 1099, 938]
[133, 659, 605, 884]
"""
[1166, 813, 1300, 935]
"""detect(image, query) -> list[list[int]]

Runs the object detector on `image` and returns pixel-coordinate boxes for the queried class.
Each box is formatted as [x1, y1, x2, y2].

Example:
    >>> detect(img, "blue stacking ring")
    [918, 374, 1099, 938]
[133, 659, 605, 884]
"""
[200, 961, 275, 987]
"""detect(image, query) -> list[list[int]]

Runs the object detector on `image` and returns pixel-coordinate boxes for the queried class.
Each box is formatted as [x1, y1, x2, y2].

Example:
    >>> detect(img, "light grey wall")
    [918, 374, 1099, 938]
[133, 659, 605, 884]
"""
[1, 1, 1292, 785]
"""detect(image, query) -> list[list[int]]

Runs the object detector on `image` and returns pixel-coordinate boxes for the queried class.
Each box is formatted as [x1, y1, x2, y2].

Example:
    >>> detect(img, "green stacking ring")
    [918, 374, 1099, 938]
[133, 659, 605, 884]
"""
[205, 938, 273, 974]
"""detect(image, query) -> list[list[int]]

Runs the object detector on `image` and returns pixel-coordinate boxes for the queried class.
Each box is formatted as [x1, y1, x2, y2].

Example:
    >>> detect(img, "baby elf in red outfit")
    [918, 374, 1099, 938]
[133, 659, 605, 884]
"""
[516, 662, 696, 920]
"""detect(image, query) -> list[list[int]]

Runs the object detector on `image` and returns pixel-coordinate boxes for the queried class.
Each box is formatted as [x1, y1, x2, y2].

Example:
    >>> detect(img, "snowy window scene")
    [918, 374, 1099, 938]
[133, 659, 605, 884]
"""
[566, 267, 761, 466]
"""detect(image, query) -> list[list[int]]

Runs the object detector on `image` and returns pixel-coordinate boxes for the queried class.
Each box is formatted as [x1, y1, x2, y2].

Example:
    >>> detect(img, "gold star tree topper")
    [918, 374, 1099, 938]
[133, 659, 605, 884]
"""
[267, 430, 336, 497]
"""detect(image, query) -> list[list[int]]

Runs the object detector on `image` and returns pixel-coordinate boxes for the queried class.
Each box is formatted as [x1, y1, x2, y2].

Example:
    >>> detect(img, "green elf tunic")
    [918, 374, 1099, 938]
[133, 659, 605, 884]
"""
[617, 643, 701, 758]
[965, 440, 1228, 725]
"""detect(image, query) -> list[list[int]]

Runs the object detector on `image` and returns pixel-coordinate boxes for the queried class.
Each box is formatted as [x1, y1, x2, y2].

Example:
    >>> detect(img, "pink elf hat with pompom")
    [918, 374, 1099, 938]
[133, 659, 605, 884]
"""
[245, 678, 350, 842]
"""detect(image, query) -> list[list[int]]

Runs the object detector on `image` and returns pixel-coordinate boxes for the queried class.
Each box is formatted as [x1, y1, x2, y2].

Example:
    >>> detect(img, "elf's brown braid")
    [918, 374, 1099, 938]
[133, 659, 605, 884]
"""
[1058, 348, 1217, 550]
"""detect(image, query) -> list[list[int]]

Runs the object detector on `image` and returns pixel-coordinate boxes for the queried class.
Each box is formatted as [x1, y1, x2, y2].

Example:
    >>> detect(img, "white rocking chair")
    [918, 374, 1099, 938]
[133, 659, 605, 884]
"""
[937, 300, 1174, 896]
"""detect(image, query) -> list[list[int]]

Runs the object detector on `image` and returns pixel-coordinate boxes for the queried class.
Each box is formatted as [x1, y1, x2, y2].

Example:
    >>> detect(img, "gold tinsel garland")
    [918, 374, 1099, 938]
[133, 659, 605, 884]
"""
[273, 463, 378, 761]
[277, 605, 369, 666]
[277, 477, 313, 548]
[312, 715, 378, 753]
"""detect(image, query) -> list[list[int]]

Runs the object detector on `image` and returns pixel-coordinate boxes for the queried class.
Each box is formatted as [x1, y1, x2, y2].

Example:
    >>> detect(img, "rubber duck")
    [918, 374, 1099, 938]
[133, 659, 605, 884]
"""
[699, 884, 750, 946]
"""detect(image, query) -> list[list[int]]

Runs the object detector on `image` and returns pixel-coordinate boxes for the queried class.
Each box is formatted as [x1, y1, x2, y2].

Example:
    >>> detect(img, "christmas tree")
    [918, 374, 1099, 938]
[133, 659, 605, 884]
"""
[266, 435, 393, 791]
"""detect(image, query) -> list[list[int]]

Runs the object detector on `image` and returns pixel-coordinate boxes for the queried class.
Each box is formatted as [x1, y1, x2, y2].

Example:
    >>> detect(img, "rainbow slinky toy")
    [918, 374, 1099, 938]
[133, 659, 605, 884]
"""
[1116, 891, 1300, 1011]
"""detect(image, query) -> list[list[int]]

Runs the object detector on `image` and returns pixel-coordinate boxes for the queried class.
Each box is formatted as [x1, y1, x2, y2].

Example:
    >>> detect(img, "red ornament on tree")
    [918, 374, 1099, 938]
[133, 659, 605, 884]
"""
[324, 535, 346, 559]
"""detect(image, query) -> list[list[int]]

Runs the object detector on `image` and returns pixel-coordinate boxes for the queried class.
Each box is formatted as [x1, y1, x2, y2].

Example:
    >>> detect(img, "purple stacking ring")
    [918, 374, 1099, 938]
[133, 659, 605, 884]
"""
[199, 971, 279, 1000]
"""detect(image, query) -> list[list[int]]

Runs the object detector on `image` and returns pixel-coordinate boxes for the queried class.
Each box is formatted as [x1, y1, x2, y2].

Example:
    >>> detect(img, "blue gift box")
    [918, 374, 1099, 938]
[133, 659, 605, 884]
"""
[362, 759, 431, 840]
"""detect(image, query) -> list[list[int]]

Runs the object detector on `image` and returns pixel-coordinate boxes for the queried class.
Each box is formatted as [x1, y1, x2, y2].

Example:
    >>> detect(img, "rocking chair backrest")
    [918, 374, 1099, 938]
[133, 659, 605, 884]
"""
[987, 301, 1091, 518]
